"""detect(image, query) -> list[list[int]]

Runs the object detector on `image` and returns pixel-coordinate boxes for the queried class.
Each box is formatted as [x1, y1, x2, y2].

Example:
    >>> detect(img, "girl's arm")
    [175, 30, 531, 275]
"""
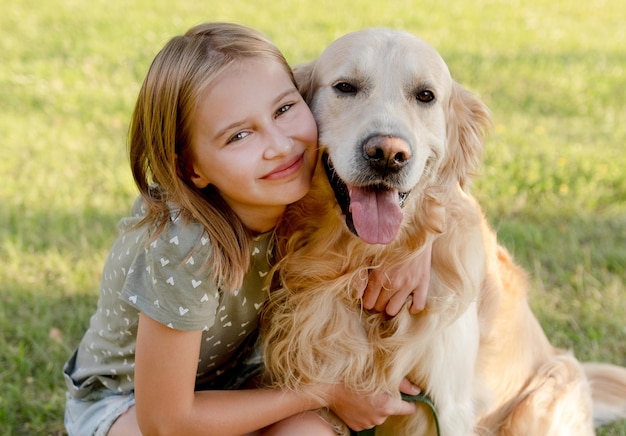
[135, 313, 317, 435]
[359, 240, 433, 316]
[134, 313, 416, 435]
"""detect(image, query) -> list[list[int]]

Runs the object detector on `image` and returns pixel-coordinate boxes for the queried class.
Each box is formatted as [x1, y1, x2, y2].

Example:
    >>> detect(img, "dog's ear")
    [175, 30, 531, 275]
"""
[441, 81, 492, 188]
[293, 60, 316, 104]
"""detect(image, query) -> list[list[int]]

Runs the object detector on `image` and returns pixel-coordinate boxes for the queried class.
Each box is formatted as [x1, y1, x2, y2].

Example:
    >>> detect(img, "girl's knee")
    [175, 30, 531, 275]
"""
[260, 411, 337, 436]
[107, 406, 141, 436]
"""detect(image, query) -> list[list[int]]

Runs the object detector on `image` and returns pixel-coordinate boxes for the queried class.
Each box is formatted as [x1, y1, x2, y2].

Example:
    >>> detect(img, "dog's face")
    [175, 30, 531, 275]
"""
[295, 28, 489, 245]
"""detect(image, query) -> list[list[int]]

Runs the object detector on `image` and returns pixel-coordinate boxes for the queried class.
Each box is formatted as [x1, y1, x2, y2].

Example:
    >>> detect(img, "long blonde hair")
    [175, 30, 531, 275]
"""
[128, 22, 294, 290]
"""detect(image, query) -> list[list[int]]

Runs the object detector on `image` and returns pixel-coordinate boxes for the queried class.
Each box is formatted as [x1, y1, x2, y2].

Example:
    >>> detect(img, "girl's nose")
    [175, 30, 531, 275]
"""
[264, 126, 293, 158]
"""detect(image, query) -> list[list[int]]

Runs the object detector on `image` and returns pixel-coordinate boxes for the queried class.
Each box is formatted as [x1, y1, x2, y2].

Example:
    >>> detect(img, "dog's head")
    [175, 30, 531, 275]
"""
[295, 28, 491, 245]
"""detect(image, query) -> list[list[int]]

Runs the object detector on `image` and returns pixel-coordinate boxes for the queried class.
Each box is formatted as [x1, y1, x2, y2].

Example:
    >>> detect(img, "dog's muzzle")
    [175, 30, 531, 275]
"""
[323, 153, 409, 245]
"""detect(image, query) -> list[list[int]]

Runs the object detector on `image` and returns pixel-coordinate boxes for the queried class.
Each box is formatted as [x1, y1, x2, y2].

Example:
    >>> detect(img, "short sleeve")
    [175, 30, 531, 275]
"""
[120, 213, 220, 331]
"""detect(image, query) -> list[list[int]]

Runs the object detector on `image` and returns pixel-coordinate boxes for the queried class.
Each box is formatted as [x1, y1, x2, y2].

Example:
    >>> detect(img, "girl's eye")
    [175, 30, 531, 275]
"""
[276, 103, 293, 116]
[227, 131, 249, 144]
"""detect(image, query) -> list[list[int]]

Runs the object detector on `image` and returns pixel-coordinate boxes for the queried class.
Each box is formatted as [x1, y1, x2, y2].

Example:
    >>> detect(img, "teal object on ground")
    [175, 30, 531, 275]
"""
[351, 392, 440, 436]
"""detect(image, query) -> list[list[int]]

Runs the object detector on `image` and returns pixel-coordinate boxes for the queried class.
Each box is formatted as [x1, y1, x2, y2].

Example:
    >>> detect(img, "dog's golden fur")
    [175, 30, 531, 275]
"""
[262, 28, 626, 435]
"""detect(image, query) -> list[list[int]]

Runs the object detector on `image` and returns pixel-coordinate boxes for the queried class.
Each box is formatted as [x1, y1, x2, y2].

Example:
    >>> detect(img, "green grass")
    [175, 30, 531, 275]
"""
[1, 0, 624, 434]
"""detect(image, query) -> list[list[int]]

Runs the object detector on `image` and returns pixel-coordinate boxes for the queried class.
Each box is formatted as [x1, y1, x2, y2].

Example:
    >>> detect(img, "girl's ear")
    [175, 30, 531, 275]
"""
[189, 160, 210, 188]
[189, 169, 210, 189]
[176, 154, 210, 189]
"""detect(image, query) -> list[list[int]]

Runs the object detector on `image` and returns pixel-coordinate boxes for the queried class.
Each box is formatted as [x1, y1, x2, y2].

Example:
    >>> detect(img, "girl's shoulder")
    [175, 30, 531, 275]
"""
[154, 210, 210, 270]
[120, 195, 210, 257]
[113, 196, 213, 269]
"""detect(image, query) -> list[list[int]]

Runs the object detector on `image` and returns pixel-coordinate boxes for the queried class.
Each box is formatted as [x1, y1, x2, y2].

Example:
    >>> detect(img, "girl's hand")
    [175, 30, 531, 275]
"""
[326, 379, 420, 431]
[357, 241, 433, 316]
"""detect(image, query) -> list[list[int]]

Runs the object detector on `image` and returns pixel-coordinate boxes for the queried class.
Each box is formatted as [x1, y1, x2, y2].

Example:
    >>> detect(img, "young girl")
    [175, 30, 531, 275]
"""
[63, 22, 430, 435]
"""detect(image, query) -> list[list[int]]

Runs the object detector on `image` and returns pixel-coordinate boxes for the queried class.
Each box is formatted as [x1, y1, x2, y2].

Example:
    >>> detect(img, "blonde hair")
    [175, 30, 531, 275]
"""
[128, 22, 294, 290]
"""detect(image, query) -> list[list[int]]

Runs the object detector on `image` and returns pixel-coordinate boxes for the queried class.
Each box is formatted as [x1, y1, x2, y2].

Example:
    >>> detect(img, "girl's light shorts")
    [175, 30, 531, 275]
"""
[64, 391, 135, 436]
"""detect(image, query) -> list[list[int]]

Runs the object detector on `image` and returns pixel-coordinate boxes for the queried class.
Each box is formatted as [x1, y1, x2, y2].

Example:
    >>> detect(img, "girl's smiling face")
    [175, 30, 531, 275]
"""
[189, 58, 318, 233]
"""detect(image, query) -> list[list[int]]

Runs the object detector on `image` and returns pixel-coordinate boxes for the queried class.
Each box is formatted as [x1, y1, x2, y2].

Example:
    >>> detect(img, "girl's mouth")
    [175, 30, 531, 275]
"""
[262, 153, 304, 180]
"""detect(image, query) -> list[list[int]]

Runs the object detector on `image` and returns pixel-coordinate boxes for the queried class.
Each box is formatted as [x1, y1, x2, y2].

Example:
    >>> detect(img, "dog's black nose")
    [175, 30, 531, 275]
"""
[363, 135, 411, 173]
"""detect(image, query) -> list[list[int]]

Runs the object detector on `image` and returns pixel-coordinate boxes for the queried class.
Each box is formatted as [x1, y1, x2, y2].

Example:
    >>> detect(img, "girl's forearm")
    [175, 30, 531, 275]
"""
[137, 386, 326, 436]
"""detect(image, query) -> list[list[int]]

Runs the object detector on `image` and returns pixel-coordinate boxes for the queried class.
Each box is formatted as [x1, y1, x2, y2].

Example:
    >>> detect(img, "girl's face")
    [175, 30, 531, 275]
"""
[189, 58, 318, 233]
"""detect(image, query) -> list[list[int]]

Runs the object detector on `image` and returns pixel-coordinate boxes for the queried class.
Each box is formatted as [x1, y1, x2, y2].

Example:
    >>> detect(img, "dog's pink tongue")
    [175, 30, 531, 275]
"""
[349, 185, 403, 245]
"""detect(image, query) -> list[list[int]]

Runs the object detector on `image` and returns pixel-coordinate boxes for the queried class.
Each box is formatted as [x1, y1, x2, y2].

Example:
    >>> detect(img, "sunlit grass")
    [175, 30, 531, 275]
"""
[1, 0, 624, 433]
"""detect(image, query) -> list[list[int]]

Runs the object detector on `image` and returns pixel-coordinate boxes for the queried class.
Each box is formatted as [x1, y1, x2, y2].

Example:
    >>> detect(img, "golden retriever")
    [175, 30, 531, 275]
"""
[262, 28, 626, 435]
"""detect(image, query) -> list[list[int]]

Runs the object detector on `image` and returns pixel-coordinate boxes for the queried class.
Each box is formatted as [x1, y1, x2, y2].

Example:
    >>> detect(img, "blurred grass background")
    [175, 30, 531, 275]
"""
[1, 0, 624, 434]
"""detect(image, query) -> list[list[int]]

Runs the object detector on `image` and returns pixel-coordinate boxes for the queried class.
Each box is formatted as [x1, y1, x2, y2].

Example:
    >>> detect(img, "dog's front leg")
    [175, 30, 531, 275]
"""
[379, 303, 481, 436]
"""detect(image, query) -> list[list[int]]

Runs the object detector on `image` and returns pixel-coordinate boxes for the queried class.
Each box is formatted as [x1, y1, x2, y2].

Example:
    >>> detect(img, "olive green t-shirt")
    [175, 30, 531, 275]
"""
[64, 197, 273, 399]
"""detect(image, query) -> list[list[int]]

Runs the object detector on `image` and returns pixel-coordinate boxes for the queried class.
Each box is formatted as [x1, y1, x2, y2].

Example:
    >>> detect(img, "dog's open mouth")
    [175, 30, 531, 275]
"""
[323, 153, 409, 245]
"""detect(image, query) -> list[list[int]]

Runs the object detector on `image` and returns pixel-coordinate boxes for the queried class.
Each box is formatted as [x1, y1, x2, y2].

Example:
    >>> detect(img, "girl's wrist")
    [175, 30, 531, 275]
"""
[297, 383, 335, 411]
[317, 383, 342, 410]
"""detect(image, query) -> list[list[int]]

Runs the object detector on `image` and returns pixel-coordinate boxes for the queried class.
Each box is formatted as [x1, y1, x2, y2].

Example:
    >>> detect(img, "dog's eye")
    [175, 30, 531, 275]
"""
[334, 82, 357, 94]
[416, 90, 435, 103]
